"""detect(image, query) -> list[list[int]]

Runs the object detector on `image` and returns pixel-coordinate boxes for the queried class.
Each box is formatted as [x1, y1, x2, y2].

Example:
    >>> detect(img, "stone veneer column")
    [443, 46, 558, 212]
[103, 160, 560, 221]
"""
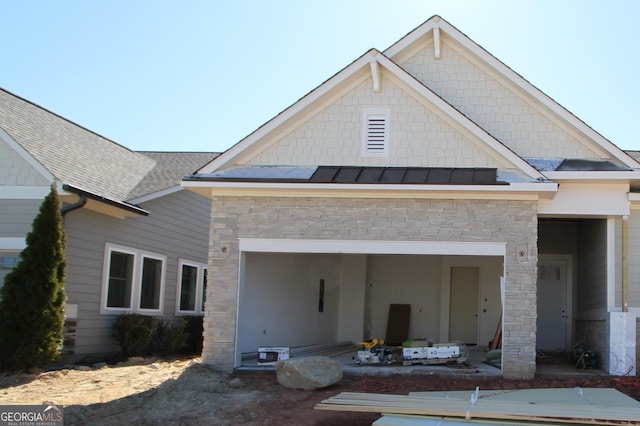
[201, 198, 242, 371]
[502, 243, 538, 379]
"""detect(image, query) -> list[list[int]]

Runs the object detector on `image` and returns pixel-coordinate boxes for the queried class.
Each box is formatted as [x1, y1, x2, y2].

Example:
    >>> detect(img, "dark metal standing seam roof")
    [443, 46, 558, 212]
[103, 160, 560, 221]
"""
[309, 166, 503, 185]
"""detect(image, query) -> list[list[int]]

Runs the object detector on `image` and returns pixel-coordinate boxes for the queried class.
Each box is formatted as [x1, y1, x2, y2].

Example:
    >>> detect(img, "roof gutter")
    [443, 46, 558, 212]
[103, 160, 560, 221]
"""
[61, 184, 149, 217]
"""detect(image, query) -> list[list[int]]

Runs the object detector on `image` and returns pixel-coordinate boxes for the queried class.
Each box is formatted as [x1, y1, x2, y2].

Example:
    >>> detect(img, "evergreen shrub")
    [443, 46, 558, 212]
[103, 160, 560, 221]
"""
[0, 187, 66, 371]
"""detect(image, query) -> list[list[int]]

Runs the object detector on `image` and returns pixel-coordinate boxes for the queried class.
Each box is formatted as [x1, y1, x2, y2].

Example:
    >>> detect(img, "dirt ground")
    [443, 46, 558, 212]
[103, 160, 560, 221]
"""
[1, 356, 640, 426]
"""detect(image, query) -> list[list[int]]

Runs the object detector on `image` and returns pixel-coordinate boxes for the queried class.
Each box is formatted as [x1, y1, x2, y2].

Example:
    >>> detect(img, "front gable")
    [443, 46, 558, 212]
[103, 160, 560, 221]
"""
[198, 49, 544, 183]
[386, 16, 639, 168]
[246, 71, 509, 171]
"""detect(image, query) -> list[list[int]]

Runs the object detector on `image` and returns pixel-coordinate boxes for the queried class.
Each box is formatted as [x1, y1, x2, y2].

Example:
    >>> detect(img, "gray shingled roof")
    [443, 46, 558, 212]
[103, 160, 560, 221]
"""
[0, 89, 218, 202]
[129, 151, 219, 199]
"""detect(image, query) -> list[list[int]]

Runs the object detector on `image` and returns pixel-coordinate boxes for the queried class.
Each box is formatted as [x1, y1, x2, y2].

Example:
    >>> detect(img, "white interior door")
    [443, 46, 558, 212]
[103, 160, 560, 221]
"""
[449, 267, 479, 344]
[536, 260, 568, 351]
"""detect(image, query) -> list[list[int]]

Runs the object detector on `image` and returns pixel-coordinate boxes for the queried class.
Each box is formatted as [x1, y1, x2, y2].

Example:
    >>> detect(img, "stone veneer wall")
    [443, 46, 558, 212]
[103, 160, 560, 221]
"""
[203, 196, 538, 379]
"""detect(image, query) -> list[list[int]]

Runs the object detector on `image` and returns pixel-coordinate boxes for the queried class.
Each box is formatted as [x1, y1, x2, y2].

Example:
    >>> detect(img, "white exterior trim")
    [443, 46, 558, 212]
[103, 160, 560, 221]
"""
[0, 238, 26, 250]
[197, 54, 372, 173]
[175, 258, 207, 316]
[538, 183, 630, 216]
[0, 186, 51, 199]
[239, 238, 507, 256]
[183, 180, 558, 200]
[607, 218, 617, 312]
[128, 186, 183, 205]
[544, 171, 640, 180]
[100, 243, 167, 315]
[629, 193, 640, 205]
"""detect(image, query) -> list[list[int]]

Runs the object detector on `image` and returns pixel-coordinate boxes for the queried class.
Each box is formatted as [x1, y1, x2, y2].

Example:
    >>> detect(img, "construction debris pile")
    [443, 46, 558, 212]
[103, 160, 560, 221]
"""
[353, 338, 467, 367]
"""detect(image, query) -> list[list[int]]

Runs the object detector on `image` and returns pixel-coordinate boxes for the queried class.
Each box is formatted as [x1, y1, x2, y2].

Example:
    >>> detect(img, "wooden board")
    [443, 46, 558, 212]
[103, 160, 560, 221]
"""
[385, 304, 411, 345]
[409, 388, 640, 408]
[314, 391, 640, 425]
[373, 414, 565, 425]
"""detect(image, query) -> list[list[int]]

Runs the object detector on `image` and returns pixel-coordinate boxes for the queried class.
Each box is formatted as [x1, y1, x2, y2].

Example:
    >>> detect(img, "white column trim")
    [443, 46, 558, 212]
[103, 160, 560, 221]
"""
[607, 218, 617, 311]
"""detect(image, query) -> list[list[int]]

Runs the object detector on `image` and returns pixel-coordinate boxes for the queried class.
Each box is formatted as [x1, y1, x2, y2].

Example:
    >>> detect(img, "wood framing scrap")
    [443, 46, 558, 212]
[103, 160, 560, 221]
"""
[314, 389, 640, 425]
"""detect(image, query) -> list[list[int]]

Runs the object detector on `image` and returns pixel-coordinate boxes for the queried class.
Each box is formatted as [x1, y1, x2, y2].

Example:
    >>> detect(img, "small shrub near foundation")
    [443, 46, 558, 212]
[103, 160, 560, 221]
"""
[181, 315, 204, 354]
[151, 320, 187, 356]
[112, 314, 156, 357]
[113, 314, 192, 357]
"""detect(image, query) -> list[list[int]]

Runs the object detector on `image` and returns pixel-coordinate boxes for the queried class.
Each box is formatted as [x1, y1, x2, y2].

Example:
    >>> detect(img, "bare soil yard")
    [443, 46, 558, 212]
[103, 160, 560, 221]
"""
[1, 356, 639, 425]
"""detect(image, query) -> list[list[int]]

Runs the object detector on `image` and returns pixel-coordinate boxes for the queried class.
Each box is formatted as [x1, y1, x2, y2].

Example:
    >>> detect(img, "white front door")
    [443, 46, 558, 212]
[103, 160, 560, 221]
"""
[536, 259, 569, 351]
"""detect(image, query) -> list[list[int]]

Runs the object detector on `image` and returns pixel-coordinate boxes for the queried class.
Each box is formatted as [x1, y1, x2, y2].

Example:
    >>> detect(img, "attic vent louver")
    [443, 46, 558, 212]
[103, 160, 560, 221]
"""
[362, 107, 390, 156]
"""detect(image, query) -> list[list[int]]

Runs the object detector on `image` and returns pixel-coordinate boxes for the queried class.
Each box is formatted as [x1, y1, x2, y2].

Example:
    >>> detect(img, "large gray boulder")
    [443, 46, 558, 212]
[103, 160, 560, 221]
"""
[275, 356, 343, 390]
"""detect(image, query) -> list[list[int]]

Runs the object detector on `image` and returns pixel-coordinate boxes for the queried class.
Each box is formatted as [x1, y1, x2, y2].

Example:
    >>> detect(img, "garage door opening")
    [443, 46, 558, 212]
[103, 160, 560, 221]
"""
[234, 239, 506, 371]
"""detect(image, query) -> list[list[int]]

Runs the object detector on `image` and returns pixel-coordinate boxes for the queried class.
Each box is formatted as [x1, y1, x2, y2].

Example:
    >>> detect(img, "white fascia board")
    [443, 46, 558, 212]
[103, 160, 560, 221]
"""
[538, 182, 630, 216]
[0, 185, 51, 199]
[384, 17, 438, 59]
[0, 237, 26, 250]
[0, 128, 55, 182]
[239, 238, 506, 257]
[184, 181, 557, 200]
[544, 171, 640, 180]
[128, 186, 183, 205]
[198, 52, 375, 174]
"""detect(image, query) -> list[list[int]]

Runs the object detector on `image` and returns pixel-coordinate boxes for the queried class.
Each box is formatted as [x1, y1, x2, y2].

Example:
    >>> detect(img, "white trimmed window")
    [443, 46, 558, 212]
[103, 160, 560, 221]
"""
[361, 107, 390, 156]
[176, 260, 207, 315]
[101, 243, 166, 314]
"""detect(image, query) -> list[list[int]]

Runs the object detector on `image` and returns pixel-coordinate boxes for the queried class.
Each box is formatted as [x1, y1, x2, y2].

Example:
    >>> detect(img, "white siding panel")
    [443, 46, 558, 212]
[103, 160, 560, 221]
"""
[246, 77, 503, 169]
[399, 41, 602, 160]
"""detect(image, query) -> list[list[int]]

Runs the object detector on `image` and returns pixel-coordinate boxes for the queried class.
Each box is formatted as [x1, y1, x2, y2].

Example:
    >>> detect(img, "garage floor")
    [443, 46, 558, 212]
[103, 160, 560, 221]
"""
[237, 344, 608, 378]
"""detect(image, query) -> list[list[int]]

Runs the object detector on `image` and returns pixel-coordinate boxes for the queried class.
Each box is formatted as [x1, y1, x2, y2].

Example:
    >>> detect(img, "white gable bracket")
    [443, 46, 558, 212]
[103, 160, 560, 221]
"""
[368, 52, 381, 93]
[433, 26, 441, 59]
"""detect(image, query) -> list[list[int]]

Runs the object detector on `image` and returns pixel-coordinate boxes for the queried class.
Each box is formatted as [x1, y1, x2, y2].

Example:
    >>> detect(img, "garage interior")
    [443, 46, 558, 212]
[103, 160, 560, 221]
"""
[236, 250, 505, 373]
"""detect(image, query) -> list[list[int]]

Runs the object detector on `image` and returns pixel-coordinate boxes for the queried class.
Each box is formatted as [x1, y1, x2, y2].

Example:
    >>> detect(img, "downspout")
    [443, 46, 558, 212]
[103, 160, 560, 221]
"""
[622, 215, 629, 312]
[60, 193, 87, 217]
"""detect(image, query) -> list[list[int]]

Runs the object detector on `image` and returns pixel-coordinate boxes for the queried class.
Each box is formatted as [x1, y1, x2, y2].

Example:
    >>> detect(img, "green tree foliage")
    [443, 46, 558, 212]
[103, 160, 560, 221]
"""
[0, 186, 66, 370]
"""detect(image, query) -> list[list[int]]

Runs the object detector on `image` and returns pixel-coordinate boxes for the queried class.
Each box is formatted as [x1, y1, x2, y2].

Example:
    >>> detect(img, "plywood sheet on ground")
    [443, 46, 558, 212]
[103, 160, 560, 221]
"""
[409, 387, 640, 408]
[315, 390, 640, 424]
[373, 414, 567, 425]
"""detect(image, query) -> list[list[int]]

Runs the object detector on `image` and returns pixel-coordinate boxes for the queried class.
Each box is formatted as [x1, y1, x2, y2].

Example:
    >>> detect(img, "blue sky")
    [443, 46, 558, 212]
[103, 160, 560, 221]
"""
[2, 0, 639, 153]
